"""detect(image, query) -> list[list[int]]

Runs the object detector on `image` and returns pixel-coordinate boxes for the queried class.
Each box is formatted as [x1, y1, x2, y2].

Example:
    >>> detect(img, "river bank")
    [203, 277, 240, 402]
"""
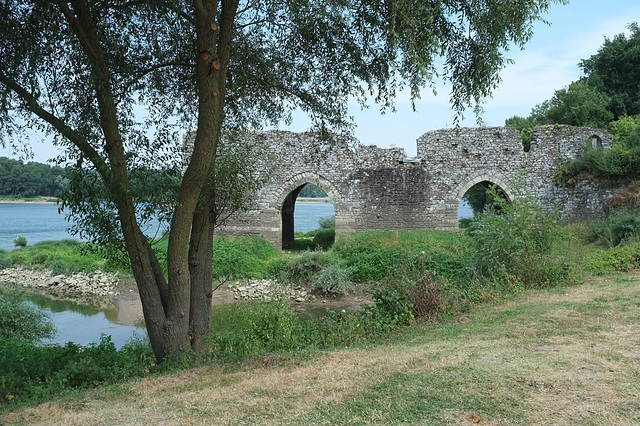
[0, 266, 372, 330]
[0, 196, 59, 204]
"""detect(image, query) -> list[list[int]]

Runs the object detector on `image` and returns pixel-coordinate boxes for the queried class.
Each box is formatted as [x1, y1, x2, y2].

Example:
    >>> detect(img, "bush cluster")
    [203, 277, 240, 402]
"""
[0, 287, 57, 343]
[0, 336, 154, 404]
[468, 185, 577, 288]
[586, 208, 640, 247]
[212, 237, 279, 278]
[279, 250, 353, 295]
[583, 243, 640, 275]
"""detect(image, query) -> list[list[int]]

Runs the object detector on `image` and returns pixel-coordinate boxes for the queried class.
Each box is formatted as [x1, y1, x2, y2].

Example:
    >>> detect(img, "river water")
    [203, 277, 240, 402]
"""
[1, 200, 472, 347]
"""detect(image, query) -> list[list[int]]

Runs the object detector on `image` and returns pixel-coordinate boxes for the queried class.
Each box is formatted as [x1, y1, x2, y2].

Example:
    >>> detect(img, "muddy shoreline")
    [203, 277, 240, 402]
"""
[0, 268, 371, 326]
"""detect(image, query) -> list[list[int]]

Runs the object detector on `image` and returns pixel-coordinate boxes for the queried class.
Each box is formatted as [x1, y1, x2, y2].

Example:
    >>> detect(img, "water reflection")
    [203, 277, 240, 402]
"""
[25, 291, 146, 349]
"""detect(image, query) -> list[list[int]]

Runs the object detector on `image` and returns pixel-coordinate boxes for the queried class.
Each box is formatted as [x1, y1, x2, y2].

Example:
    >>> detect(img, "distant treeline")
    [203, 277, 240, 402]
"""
[299, 183, 328, 198]
[0, 157, 182, 199]
[0, 157, 67, 197]
[1, 156, 328, 200]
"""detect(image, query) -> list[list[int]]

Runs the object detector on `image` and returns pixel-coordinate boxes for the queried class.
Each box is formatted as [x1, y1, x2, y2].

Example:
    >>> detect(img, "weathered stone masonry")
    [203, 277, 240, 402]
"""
[218, 125, 614, 249]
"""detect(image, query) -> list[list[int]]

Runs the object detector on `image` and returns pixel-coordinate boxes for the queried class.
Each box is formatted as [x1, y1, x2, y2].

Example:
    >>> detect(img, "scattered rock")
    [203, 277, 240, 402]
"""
[230, 279, 313, 302]
[0, 267, 119, 297]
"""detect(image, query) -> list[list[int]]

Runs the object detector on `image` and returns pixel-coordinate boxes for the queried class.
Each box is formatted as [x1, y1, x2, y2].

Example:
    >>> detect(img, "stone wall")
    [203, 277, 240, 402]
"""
[216, 125, 614, 248]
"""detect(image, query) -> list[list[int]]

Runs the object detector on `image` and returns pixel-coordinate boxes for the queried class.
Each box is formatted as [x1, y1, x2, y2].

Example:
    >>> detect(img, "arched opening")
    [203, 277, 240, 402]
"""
[281, 183, 335, 250]
[457, 180, 510, 227]
[587, 135, 603, 150]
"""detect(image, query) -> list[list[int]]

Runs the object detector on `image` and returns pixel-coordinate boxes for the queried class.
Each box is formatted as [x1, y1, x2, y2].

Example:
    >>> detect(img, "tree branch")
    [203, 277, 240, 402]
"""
[0, 69, 110, 181]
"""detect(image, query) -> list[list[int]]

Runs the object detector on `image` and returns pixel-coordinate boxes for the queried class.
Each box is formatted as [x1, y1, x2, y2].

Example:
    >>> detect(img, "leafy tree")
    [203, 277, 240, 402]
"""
[505, 100, 553, 148]
[581, 22, 640, 119]
[545, 79, 614, 128]
[0, 1, 564, 362]
[0, 286, 57, 343]
[507, 22, 640, 132]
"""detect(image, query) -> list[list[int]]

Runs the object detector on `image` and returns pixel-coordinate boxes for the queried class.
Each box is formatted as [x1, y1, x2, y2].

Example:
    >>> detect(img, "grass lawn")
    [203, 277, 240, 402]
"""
[3, 273, 640, 425]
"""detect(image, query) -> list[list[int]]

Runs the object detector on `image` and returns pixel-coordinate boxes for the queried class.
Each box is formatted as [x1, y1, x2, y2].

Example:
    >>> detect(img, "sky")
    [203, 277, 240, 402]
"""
[2, 0, 640, 163]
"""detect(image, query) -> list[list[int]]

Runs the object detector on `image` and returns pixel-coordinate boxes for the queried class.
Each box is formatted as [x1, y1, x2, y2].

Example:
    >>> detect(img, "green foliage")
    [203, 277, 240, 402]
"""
[580, 22, 640, 118]
[507, 22, 640, 150]
[332, 230, 472, 283]
[280, 250, 331, 283]
[310, 263, 353, 295]
[0, 336, 154, 404]
[0, 157, 68, 198]
[317, 216, 335, 229]
[505, 100, 553, 149]
[312, 228, 335, 250]
[298, 184, 328, 198]
[585, 209, 640, 247]
[462, 182, 509, 215]
[582, 243, 640, 275]
[372, 286, 415, 328]
[458, 218, 473, 228]
[0, 240, 115, 275]
[208, 132, 271, 229]
[0, 286, 57, 343]
[554, 117, 640, 181]
[212, 237, 279, 279]
[468, 185, 576, 287]
[206, 300, 304, 359]
[546, 79, 614, 128]
[13, 234, 27, 247]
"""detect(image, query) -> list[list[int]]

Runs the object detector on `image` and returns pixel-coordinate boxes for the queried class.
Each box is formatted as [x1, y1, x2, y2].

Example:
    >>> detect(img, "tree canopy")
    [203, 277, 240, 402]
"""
[0, 0, 564, 362]
[506, 22, 640, 134]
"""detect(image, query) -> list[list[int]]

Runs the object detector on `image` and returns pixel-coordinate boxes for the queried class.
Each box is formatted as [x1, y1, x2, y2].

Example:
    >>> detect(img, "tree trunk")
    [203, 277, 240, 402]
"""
[188, 201, 215, 352]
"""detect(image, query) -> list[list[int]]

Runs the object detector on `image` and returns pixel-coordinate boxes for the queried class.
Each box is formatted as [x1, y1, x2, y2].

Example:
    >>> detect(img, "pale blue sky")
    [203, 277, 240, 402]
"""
[3, 0, 640, 162]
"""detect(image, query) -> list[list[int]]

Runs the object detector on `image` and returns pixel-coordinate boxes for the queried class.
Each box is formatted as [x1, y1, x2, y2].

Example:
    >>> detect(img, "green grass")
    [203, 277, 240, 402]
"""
[0, 240, 112, 275]
[332, 230, 473, 283]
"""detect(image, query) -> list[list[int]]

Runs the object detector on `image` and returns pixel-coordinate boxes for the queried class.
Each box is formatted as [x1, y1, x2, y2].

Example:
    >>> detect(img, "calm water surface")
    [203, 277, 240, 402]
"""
[0, 203, 79, 251]
[25, 293, 145, 349]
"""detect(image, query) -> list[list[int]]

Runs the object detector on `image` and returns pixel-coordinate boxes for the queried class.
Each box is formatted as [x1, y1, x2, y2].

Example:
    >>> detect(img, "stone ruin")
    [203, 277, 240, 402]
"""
[211, 125, 614, 249]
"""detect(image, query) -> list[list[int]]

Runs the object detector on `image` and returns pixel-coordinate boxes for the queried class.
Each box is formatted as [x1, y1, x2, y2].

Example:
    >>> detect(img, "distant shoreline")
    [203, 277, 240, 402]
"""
[296, 197, 333, 204]
[0, 197, 59, 204]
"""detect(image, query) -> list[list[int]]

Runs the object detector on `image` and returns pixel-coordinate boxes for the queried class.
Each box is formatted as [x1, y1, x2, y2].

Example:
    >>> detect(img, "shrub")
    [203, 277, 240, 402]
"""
[406, 272, 445, 321]
[212, 237, 278, 278]
[332, 230, 473, 283]
[583, 243, 640, 275]
[280, 249, 330, 283]
[586, 208, 640, 247]
[0, 336, 154, 403]
[310, 263, 353, 295]
[372, 285, 414, 327]
[312, 227, 335, 249]
[458, 218, 473, 228]
[207, 300, 305, 359]
[317, 216, 335, 229]
[13, 235, 27, 248]
[0, 286, 57, 343]
[468, 184, 576, 287]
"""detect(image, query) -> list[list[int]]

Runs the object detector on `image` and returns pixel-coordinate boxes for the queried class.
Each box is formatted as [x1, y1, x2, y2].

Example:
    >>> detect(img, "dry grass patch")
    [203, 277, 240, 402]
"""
[3, 274, 640, 425]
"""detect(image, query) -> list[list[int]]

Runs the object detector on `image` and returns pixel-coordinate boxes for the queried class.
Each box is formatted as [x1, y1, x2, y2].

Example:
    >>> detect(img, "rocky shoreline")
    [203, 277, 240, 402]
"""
[0, 267, 119, 297]
[0, 268, 369, 314]
[230, 279, 317, 302]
